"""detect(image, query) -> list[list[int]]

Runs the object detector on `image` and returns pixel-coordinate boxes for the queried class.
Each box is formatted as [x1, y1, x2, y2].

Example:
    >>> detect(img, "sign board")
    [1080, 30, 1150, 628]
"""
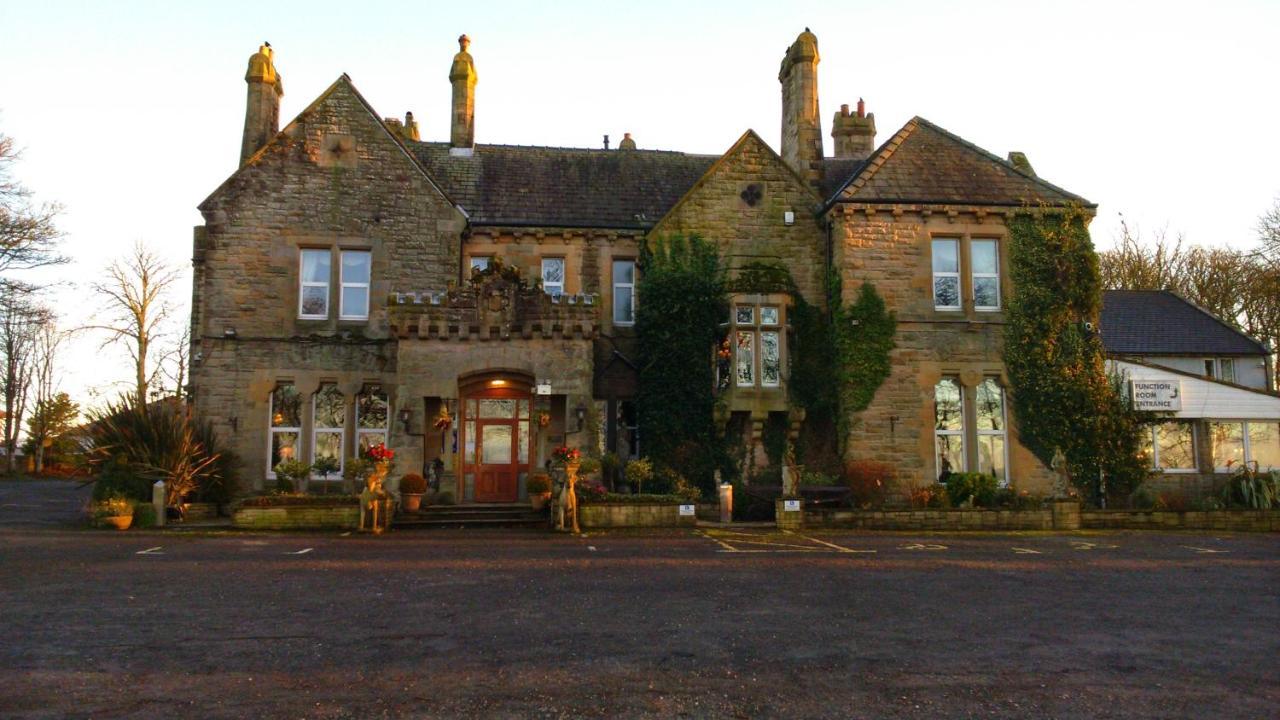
[679, 504, 695, 517]
[1131, 379, 1182, 411]
[535, 382, 552, 396]
[783, 499, 801, 512]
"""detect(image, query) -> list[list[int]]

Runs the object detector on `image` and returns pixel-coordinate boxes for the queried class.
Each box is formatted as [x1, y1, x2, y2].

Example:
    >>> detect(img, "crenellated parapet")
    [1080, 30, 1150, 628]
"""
[386, 286, 599, 341]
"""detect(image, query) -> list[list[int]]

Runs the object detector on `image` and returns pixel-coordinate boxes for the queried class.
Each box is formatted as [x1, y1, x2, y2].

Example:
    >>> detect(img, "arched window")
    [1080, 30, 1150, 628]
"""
[313, 383, 346, 474]
[356, 385, 389, 456]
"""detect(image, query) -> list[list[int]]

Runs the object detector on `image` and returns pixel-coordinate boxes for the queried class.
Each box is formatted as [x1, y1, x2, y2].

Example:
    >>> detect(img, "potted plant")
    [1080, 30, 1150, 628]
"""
[311, 456, 341, 493]
[527, 473, 552, 511]
[93, 495, 135, 530]
[273, 459, 311, 493]
[400, 473, 427, 512]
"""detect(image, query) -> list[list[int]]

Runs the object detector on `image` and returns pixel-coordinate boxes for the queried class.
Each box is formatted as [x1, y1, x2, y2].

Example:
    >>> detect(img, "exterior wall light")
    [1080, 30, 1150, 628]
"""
[398, 408, 412, 432]
[223, 327, 237, 338]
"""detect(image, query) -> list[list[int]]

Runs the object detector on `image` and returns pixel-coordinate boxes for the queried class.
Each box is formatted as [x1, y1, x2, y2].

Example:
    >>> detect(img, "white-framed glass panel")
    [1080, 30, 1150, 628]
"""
[268, 383, 302, 477]
[760, 306, 779, 326]
[339, 250, 371, 320]
[735, 306, 754, 325]
[934, 377, 965, 478]
[1203, 359, 1216, 378]
[613, 260, 636, 325]
[1218, 358, 1236, 384]
[735, 330, 755, 387]
[469, 256, 491, 277]
[1210, 421, 1245, 471]
[299, 249, 331, 319]
[974, 377, 1007, 484]
[931, 238, 961, 310]
[356, 387, 389, 455]
[971, 239, 1000, 311]
[1151, 421, 1196, 471]
[312, 383, 346, 476]
[1247, 421, 1279, 472]
[760, 331, 781, 387]
[481, 424, 513, 464]
[541, 257, 565, 296]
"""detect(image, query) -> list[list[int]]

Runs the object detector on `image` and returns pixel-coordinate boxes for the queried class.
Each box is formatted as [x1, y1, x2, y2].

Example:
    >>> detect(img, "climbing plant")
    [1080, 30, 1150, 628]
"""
[635, 234, 730, 494]
[1003, 207, 1149, 501]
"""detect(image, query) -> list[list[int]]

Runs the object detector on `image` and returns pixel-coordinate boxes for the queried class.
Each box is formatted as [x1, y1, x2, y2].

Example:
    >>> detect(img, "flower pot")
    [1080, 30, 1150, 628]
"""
[402, 492, 424, 512]
[530, 492, 552, 512]
[102, 515, 133, 530]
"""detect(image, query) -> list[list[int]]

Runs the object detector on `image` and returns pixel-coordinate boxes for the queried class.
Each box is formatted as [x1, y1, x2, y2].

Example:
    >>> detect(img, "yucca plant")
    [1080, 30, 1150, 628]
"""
[88, 398, 224, 507]
[1221, 462, 1280, 509]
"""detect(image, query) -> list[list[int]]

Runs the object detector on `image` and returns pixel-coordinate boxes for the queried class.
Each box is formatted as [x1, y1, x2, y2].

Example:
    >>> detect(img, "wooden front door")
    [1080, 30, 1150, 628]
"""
[463, 388, 531, 503]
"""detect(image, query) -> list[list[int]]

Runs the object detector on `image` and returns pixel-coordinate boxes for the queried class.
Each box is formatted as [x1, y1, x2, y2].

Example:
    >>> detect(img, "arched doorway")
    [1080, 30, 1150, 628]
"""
[459, 373, 533, 503]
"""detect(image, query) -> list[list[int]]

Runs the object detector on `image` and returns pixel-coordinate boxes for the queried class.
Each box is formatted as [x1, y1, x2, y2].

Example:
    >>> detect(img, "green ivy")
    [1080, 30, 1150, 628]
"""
[636, 234, 730, 493]
[1003, 208, 1149, 501]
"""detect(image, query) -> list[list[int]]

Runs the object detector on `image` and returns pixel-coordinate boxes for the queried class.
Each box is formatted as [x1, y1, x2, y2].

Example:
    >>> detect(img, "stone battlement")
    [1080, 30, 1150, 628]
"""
[387, 288, 599, 341]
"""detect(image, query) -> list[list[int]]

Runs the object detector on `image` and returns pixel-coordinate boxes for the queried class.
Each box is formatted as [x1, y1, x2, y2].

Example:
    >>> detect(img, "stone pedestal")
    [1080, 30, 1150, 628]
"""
[776, 497, 804, 530]
[1051, 498, 1081, 530]
[718, 483, 733, 524]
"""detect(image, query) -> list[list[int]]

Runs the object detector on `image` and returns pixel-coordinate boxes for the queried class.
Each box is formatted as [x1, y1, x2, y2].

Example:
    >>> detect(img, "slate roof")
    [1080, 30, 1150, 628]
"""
[829, 117, 1092, 208]
[409, 142, 717, 230]
[1101, 290, 1270, 356]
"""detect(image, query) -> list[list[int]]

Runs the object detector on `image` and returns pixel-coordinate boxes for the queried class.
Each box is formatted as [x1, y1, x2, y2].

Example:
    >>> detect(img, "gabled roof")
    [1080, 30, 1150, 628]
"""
[200, 75, 457, 213]
[1101, 290, 1270, 356]
[827, 116, 1092, 208]
[409, 141, 716, 230]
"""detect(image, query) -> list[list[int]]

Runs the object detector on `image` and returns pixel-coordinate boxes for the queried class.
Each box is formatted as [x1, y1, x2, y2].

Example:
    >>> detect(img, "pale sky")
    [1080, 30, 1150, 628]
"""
[1, 0, 1278, 410]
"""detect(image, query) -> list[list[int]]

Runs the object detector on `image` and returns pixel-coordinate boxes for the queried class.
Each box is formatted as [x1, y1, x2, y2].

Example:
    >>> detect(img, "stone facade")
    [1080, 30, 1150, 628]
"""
[191, 30, 1094, 501]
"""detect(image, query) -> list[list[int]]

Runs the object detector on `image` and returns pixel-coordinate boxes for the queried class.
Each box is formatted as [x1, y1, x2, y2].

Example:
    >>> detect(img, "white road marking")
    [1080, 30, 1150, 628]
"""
[588, 546, 597, 552]
[286, 548, 313, 555]
[136, 546, 164, 555]
[1012, 547, 1042, 554]
[1183, 546, 1228, 554]
[1070, 542, 1117, 550]
[901, 543, 947, 551]
[796, 535, 876, 553]
[697, 530, 740, 552]
[339, 532, 351, 537]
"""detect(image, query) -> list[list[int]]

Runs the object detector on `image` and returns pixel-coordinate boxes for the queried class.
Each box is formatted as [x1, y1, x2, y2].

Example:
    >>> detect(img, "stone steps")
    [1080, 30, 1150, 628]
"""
[396, 503, 548, 529]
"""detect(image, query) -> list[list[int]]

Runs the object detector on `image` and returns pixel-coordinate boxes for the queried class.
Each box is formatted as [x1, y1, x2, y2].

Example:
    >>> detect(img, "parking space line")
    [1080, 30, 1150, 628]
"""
[135, 546, 164, 555]
[1183, 546, 1229, 554]
[696, 531, 739, 552]
[1011, 547, 1042, 554]
[901, 543, 947, 551]
[1070, 542, 1118, 550]
[286, 548, 313, 555]
[791, 534, 876, 553]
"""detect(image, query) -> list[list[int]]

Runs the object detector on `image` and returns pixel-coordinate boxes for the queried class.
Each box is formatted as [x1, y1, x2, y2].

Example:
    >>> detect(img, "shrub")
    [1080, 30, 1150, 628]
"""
[799, 470, 840, 486]
[1220, 464, 1280, 509]
[312, 456, 341, 481]
[132, 503, 157, 528]
[843, 460, 893, 509]
[991, 487, 1045, 511]
[400, 473, 427, 494]
[343, 457, 374, 487]
[93, 454, 152, 502]
[238, 494, 359, 508]
[600, 452, 621, 488]
[1155, 491, 1192, 512]
[91, 495, 134, 519]
[1130, 487, 1157, 510]
[581, 493, 686, 505]
[526, 474, 552, 494]
[575, 481, 607, 502]
[944, 472, 999, 508]
[624, 458, 653, 493]
[87, 398, 227, 507]
[577, 456, 602, 476]
[273, 460, 311, 493]
[908, 484, 949, 509]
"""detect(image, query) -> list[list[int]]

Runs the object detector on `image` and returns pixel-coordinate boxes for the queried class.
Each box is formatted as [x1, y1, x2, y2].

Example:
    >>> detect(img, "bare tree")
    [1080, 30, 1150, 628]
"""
[1258, 196, 1280, 262]
[91, 242, 179, 407]
[156, 322, 190, 405]
[26, 315, 68, 473]
[0, 132, 68, 289]
[1098, 219, 1187, 291]
[0, 295, 46, 472]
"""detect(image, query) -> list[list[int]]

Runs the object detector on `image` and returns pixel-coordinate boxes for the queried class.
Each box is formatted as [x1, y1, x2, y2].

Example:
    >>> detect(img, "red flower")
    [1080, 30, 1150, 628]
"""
[365, 443, 395, 462]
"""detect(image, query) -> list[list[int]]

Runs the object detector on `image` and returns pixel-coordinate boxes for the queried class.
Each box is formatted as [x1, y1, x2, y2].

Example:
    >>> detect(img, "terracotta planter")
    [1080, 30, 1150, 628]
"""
[530, 492, 552, 511]
[102, 515, 133, 530]
[402, 492, 424, 512]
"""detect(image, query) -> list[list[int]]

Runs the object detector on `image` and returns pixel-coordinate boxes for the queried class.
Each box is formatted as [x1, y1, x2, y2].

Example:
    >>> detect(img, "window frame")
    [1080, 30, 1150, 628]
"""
[338, 249, 372, 321]
[469, 256, 491, 278]
[1146, 421, 1198, 473]
[1213, 420, 1279, 473]
[298, 248, 331, 320]
[970, 239, 1001, 312]
[267, 383, 302, 479]
[973, 377, 1008, 485]
[933, 377, 966, 479]
[541, 257, 566, 297]
[931, 238, 962, 311]
[311, 383, 346, 477]
[1218, 358, 1236, 384]
[356, 386, 390, 456]
[612, 259, 636, 326]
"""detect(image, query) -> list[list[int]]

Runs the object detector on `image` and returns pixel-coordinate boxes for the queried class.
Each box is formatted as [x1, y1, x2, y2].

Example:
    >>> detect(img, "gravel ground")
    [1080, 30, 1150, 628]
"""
[0, 480, 1276, 719]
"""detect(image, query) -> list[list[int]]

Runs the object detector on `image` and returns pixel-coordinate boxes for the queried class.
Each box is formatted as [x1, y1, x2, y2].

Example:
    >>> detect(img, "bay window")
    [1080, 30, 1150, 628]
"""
[729, 303, 783, 389]
[268, 383, 302, 476]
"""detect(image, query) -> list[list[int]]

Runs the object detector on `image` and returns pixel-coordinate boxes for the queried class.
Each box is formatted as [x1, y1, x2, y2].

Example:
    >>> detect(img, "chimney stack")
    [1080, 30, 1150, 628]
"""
[240, 42, 284, 165]
[619, 132, 636, 151]
[449, 34, 477, 150]
[832, 98, 876, 160]
[779, 28, 823, 185]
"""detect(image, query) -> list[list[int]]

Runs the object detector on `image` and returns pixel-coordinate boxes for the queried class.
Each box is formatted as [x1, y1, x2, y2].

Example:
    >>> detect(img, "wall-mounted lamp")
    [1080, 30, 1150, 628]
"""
[229, 416, 239, 432]
[575, 403, 587, 432]
[398, 408, 412, 433]
[783, 210, 795, 226]
[223, 327, 237, 339]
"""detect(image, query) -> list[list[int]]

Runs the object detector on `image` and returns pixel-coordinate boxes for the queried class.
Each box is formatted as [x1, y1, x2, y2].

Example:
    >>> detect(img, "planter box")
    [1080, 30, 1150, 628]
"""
[805, 507, 1054, 531]
[232, 504, 360, 530]
[579, 503, 695, 528]
[181, 502, 220, 521]
[1080, 509, 1279, 532]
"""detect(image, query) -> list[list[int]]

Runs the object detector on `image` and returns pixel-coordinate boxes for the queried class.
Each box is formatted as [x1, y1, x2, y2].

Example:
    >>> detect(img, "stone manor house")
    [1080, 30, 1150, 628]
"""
[191, 29, 1092, 501]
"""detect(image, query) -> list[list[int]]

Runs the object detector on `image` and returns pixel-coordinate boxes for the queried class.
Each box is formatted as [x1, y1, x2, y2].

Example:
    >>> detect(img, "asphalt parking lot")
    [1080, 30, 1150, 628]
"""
[1, 515, 1277, 720]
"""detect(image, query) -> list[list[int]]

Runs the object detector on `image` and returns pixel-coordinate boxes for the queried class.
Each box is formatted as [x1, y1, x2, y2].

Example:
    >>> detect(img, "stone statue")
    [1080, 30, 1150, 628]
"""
[781, 440, 799, 497]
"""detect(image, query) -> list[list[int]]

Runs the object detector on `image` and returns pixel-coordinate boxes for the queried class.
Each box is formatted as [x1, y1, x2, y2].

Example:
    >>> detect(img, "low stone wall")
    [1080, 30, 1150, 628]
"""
[805, 508, 1055, 531]
[579, 503, 696, 528]
[1081, 509, 1279, 532]
[181, 502, 220, 521]
[232, 505, 360, 530]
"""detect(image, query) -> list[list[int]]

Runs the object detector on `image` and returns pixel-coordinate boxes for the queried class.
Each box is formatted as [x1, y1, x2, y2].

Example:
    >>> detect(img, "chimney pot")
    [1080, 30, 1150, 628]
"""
[619, 132, 636, 150]
[857, 98, 865, 118]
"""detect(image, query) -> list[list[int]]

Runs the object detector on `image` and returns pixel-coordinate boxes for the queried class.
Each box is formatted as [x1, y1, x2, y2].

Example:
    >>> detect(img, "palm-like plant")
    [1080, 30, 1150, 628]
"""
[88, 398, 223, 507]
